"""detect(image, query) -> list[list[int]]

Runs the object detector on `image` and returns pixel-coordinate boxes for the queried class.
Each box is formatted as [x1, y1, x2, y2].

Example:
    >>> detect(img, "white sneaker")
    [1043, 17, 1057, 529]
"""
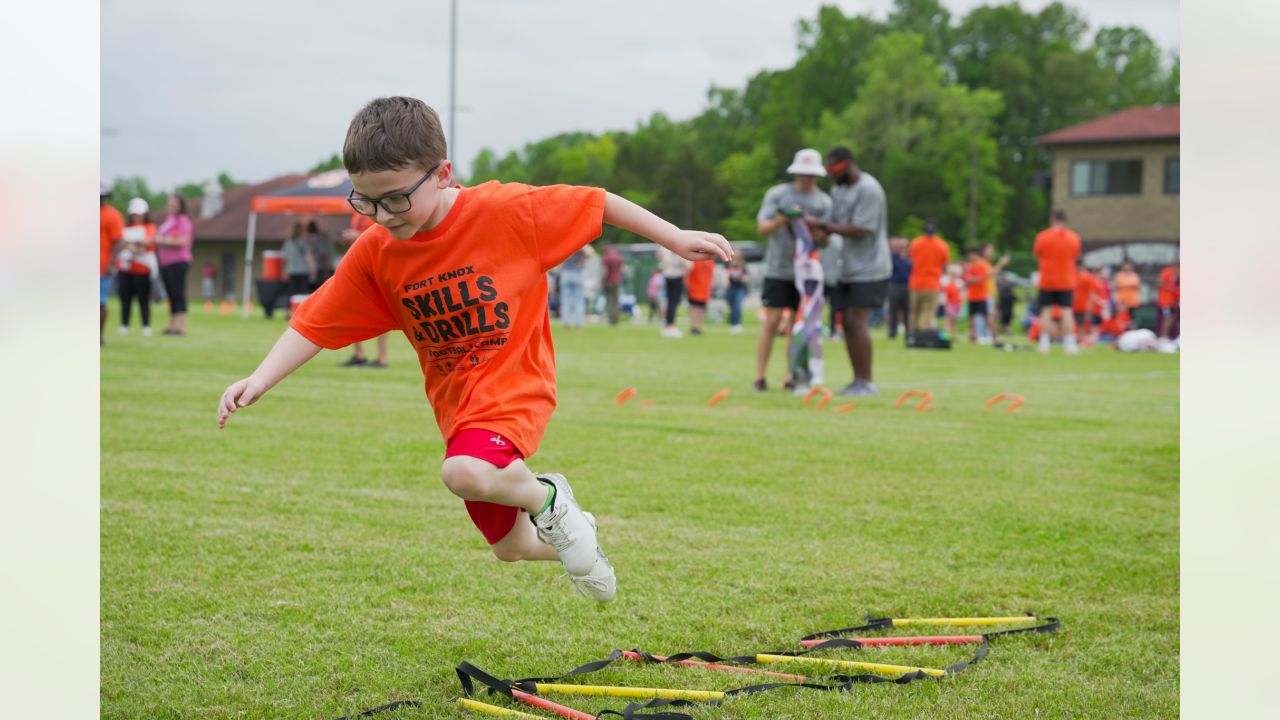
[141, 326, 153, 337]
[118, 326, 129, 336]
[567, 547, 616, 603]
[661, 326, 683, 338]
[729, 324, 744, 335]
[531, 473, 600, 576]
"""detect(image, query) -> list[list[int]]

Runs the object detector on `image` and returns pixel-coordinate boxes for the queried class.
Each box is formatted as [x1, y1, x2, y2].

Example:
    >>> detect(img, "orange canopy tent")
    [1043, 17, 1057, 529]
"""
[240, 170, 354, 317]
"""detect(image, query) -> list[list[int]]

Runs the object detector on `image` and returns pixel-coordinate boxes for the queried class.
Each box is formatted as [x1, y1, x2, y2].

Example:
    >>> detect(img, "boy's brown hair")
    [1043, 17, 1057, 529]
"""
[343, 97, 447, 174]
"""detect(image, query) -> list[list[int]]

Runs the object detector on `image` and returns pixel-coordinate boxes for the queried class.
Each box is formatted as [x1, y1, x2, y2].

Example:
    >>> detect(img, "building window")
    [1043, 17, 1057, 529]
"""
[1164, 157, 1179, 194]
[1069, 159, 1143, 196]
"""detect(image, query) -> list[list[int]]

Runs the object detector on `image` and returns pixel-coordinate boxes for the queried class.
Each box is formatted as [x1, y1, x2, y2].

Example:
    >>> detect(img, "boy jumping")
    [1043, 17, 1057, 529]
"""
[216, 97, 733, 603]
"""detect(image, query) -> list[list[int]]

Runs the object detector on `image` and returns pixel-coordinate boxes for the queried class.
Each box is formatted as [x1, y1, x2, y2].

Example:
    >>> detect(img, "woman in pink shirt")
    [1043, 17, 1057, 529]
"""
[155, 194, 195, 335]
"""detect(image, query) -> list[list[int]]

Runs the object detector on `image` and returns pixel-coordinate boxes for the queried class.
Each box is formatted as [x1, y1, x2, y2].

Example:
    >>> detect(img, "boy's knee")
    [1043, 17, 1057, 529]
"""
[491, 543, 526, 562]
[440, 456, 493, 498]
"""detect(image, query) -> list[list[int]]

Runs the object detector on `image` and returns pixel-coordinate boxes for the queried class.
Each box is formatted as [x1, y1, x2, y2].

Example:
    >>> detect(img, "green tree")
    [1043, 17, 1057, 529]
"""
[1094, 26, 1175, 108]
[807, 32, 1008, 244]
[952, 1, 1109, 248]
[108, 177, 169, 217]
[216, 172, 246, 190]
[714, 142, 777, 240]
[888, 0, 954, 64]
[307, 154, 344, 174]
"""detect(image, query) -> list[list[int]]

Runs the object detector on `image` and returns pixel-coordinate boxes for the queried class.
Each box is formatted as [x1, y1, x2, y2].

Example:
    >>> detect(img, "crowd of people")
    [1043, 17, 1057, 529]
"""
[99, 185, 195, 343]
[542, 147, 1181, 394]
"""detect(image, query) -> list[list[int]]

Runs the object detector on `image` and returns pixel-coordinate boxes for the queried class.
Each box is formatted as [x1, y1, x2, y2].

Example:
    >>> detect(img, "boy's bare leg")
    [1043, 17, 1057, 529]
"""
[440, 456, 547, 512]
[377, 334, 389, 364]
[441, 455, 614, 600]
[490, 516, 559, 562]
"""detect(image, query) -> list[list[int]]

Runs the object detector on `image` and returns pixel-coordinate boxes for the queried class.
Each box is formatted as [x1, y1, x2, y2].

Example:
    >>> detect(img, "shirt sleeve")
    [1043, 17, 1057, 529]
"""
[531, 184, 606, 272]
[289, 241, 399, 349]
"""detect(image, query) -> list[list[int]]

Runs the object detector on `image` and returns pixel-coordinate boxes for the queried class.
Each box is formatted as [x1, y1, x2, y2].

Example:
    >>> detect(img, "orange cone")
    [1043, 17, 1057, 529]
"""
[708, 389, 730, 408]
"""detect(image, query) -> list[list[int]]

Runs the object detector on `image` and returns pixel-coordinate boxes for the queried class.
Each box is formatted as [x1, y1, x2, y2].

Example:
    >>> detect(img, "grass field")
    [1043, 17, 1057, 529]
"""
[101, 304, 1178, 719]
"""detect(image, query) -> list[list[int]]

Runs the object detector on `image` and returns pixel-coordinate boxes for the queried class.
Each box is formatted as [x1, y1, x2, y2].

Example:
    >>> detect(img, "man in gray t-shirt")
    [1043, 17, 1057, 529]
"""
[809, 146, 890, 397]
[753, 148, 832, 392]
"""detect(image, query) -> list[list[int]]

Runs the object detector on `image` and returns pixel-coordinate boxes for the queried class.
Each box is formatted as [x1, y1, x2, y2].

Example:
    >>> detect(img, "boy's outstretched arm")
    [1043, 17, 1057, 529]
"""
[603, 192, 733, 262]
[217, 327, 322, 428]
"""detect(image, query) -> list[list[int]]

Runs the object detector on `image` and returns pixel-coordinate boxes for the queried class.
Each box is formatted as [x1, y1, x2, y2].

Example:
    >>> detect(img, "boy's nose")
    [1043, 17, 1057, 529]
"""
[375, 205, 398, 225]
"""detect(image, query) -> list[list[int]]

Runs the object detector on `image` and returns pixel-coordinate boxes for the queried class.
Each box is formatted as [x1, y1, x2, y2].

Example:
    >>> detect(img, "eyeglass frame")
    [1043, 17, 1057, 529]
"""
[346, 161, 443, 217]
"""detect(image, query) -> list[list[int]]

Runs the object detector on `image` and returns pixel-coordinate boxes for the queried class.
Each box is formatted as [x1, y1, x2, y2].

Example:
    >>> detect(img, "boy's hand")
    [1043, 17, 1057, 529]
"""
[218, 377, 267, 428]
[668, 230, 733, 262]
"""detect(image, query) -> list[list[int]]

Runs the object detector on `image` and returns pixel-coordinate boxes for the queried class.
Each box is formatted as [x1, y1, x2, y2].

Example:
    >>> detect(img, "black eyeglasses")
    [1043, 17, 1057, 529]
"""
[347, 162, 442, 217]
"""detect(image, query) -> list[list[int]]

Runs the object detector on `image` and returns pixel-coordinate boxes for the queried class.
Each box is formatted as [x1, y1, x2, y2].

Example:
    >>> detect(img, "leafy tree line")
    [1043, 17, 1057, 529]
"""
[466, 0, 1177, 250]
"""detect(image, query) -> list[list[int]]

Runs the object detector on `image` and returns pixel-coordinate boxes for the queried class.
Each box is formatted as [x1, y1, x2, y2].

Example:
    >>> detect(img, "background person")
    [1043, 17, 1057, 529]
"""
[1113, 262, 1142, 316]
[964, 247, 992, 343]
[100, 185, 125, 345]
[753, 148, 831, 388]
[943, 264, 963, 337]
[340, 213, 389, 368]
[815, 147, 891, 397]
[560, 246, 590, 330]
[886, 236, 911, 339]
[117, 197, 157, 336]
[305, 219, 336, 289]
[724, 254, 748, 334]
[201, 262, 217, 302]
[685, 258, 714, 335]
[1033, 209, 1082, 354]
[155, 194, 194, 336]
[907, 220, 949, 332]
[283, 221, 317, 298]
[1158, 260, 1180, 340]
[646, 267, 664, 324]
[658, 245, 692, 338]
[600, 244, 625, 325]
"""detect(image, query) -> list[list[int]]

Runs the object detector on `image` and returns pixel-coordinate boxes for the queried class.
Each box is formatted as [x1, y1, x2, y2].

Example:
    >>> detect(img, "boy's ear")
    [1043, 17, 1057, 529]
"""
[438, 161, 453, 186]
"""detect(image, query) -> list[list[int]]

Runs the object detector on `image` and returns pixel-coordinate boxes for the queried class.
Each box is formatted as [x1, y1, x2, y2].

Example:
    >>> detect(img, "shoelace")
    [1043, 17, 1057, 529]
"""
[536, 507, 578, 553]
[564, 569, 613, 598]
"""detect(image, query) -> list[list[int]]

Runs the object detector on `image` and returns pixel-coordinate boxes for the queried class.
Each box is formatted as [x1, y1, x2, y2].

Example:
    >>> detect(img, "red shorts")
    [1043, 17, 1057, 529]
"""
[445, 428, 525, 545]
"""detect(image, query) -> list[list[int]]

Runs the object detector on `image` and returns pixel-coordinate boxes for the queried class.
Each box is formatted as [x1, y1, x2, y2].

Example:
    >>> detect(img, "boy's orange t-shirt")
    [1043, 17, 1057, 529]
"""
[686, 259, 715, 302]
[290, 181, 605, 457]
[964, 259, 991, 301]
[1033, 227, 1081, 290]
[100, 204, 125, 275]
[1158, 266, 1179, 307]
[908, 235, 949, 291]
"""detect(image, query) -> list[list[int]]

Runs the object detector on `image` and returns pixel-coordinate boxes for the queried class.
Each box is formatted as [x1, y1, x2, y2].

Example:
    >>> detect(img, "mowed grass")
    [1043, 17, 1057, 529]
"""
[101, 304, 1178, 719]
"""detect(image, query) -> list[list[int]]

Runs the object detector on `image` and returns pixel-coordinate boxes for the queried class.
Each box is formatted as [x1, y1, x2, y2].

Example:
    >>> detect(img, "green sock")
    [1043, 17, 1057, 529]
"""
[532, 479, 556, 517]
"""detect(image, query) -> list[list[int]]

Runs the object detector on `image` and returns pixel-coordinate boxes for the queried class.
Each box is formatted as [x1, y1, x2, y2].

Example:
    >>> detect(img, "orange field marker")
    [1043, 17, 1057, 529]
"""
[803, 386, 833, 409]
[895, 389, 933, 412]
[615, 387, 637, 406]
[203, 300, 214, 312]
[640, 399, 655, 407]
[708, 388, 730, 407]
[833, 402, 856, 413]
[984, 393, 1025, 413]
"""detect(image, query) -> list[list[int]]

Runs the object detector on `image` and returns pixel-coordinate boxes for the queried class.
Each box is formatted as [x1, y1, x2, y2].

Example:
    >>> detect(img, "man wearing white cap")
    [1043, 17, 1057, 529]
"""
[753, 149, 832, 391]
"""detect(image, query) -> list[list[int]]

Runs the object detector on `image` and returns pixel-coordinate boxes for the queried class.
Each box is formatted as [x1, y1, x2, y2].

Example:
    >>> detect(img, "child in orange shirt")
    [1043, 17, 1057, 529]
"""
[943, 265, 964, 337]
[216, 97, 733, 603]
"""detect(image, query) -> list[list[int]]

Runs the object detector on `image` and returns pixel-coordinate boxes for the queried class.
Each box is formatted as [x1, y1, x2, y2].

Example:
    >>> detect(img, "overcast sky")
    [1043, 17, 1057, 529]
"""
[101, 0, 1178, 190]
